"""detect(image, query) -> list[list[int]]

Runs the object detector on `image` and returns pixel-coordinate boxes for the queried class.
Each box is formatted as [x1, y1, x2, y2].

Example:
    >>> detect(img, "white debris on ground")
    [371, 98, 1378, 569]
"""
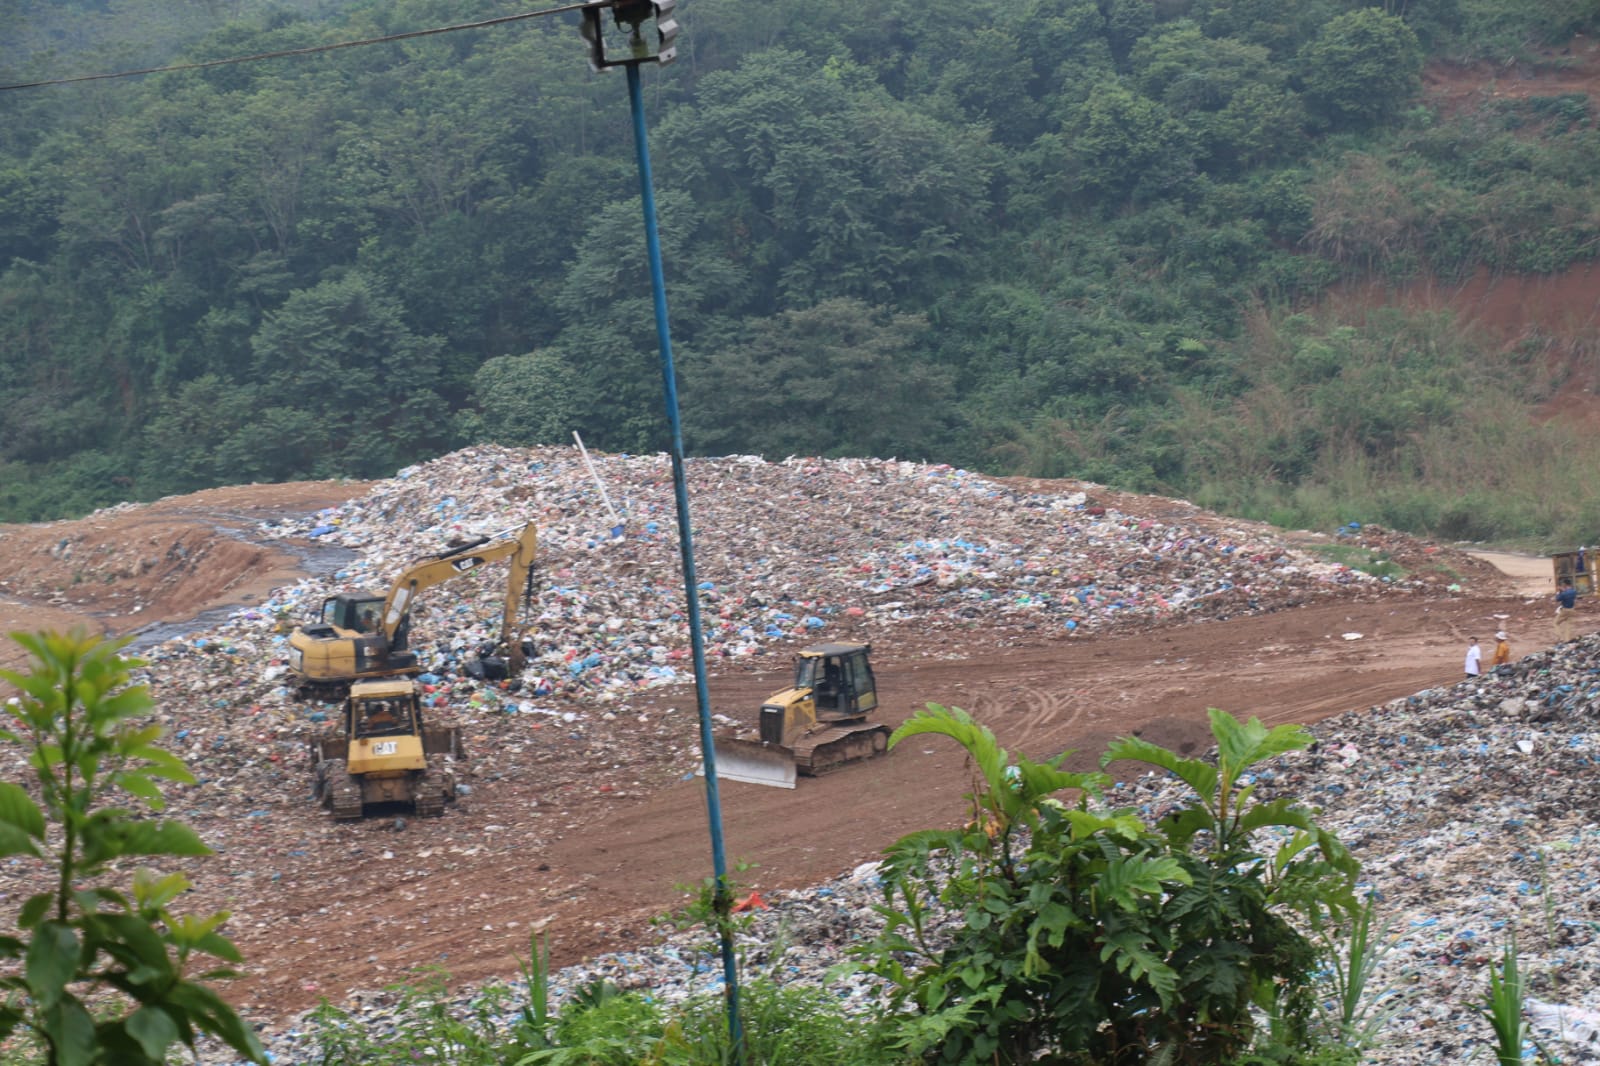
[0, 445, 1544, 1063]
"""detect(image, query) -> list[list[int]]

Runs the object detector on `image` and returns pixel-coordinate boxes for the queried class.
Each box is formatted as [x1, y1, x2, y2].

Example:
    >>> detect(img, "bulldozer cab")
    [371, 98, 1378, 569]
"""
[708, 640, 887, 789]
[346, 680, 422, 740]
[353, 696, 415, 739]
[795, 643, 877, 720]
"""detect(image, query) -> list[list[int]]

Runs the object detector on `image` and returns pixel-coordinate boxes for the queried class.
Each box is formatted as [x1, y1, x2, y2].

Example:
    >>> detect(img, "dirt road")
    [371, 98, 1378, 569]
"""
[0, 485, 1571, 1020]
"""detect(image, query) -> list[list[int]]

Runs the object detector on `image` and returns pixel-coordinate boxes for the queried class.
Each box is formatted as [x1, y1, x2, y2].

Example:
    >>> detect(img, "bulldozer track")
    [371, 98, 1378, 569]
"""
[318, 759, 364, 821]
[792, 722, 891, 776]
[414, 772, 445, 819]
[415, 755, 456, 818]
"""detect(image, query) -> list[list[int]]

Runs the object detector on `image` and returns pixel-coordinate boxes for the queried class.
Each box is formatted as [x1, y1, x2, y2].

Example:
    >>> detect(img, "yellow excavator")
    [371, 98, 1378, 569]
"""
[706, 642, 890, 789]
[287, 521, 537, 694]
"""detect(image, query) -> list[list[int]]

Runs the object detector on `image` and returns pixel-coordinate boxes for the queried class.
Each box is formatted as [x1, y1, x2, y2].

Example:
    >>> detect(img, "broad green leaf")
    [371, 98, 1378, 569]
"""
[83, 819, 211, 865]
[26, 921, 80, 1010]
[1102, 733, 1218, 801]
[1098, 854, 1189, 909]
[192, 928, 246, 963]
[115, 772, 166, 807]
[1155, 805, 1215, 847]
[133, 869, 194, 912]
[40, 994, 98, 1066]
[1236, 797, 1314, 837]
[94, 913, 175, 981]
[131, 747, 196, 784]
[99, 690, 156, 727]
[0, 822, 41, 859]
[0, 781, 46, 840]
[1065, 808, 1148, 842]
[0, 1003, 21, 1040]
[890, 704, 1010, 796]
[1209, 707, 1310, 780]
[1099, 927, 1179, 1007]
[166, 980, 268, 1061]
[118, 722, 165, 750]
[18, 892, 53, 929]
[125, 1004, 181, 1060]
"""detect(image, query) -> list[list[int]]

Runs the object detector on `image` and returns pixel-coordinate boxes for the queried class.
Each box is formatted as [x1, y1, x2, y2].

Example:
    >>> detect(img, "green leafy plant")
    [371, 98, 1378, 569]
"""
[1315, 893, 1407, 1054]
[852, 703, 1358, 1065]
[0, 629, 266, 1065]
[310, 962, 564, 1066]
[671, 976, 892, 1066]
[1300, 544, 1405, 580]
[1481, 936, 1536, 1066]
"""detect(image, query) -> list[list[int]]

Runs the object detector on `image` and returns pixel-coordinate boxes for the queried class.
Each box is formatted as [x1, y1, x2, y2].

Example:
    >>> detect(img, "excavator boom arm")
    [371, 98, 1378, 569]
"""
[380, 523, 538, 649]
[501, 526, 538, 670]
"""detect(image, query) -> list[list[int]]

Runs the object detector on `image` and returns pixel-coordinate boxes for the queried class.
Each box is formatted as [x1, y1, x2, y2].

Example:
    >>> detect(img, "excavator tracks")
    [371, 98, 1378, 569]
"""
[792, 721, 891, 777]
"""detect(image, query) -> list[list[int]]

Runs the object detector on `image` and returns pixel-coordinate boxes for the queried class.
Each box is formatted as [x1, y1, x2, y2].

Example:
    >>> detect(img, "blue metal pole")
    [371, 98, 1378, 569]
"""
[624, 60, 744, 1060]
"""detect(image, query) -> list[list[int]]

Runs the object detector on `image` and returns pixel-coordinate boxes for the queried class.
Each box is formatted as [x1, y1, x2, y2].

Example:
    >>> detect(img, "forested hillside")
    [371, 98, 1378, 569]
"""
[4, 0, 1600, 542]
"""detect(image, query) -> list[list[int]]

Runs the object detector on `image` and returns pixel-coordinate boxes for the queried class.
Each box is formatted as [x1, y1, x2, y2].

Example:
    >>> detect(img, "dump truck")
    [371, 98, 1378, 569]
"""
[704, 642, 890, 789]
[308, 678, 465, 820]
[288, 521, 537, 695]
[1553, 548, 1595, 597]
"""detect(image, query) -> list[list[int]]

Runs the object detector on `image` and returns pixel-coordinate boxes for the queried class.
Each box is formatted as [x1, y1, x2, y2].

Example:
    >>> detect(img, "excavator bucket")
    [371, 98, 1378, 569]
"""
[699, 737, 797, 789]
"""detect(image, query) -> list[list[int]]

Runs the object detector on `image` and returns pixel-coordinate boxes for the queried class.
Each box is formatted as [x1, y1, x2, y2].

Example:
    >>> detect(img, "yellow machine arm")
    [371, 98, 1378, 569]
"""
[380, 522, 538, 670]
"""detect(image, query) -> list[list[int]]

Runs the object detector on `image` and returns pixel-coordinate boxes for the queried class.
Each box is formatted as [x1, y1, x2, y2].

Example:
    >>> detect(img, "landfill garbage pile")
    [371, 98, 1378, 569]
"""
[162, 630, 1600, 1062]
[176, 631, 1600, 1066]
[0, 444, 1505, 1064]
[1071, 639, 1600, 1065]
[252, 444, 1395, 689]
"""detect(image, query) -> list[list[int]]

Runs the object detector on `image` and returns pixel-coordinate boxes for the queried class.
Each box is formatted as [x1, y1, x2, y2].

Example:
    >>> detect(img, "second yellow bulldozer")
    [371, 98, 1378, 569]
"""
[307, 678, 465, 820]
[707, 641, 890, 789]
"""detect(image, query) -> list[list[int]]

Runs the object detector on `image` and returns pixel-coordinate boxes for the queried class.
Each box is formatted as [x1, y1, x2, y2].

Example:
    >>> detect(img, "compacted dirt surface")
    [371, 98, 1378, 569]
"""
[0, 479, 1572, 1024]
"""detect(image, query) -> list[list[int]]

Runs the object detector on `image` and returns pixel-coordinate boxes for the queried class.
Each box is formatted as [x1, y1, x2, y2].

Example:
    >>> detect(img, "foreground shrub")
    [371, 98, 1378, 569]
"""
[853, 704, 1358, 1065]
[0, 630, 265, 1066]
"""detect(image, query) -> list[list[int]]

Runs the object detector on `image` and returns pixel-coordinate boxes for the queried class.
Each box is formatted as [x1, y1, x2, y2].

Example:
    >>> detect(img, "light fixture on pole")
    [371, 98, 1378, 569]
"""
[578, 0, 677, 71]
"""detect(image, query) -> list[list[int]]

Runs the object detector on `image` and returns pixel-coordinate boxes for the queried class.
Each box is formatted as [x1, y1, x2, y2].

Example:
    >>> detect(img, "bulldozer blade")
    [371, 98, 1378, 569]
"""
[699, 738, 797, 789]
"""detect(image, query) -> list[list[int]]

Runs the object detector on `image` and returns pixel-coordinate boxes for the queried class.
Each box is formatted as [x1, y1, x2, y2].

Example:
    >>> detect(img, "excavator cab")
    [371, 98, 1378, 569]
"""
[290, 592, 418, 692]
[322, 594, 386, 633]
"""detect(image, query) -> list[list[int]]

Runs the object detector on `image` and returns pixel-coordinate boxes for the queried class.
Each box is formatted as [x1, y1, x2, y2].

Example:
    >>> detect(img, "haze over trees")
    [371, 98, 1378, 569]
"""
[2, 0, 1598, 543]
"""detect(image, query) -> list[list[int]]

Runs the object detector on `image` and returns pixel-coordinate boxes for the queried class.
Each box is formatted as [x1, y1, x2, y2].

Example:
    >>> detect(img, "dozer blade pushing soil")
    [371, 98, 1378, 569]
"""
[699, 737, 798, 789]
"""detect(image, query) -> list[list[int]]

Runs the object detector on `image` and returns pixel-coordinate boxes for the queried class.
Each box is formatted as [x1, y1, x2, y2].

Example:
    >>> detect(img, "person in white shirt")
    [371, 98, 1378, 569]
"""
[1464, 638, 1481, 679]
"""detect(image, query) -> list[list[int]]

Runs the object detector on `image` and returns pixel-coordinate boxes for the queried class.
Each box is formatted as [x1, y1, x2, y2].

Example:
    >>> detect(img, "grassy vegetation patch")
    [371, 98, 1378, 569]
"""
[1300, 543, 1407, 580]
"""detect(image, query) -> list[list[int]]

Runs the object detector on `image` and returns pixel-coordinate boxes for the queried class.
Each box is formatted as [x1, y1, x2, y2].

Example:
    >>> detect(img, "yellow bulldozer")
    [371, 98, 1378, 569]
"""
[706, 641, 890, 789]
[308, 678, 465, 820]
[288, 521, 537, 695]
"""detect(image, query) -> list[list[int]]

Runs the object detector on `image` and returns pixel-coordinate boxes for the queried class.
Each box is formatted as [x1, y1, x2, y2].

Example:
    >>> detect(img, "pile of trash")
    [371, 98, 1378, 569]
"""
[0, 444, 1523, 1064]
[198, 632, 1600, 1066]
[248, 445, 1392, 694]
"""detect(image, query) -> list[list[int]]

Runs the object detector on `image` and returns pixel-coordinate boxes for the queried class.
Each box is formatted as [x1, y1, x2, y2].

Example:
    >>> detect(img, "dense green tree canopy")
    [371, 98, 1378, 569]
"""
[0, 0, 1596, 541]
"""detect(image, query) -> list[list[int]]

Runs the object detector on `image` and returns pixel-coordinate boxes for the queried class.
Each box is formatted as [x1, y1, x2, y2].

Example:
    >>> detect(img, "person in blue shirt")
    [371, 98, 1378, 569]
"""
[1557, 578, 1578, 641]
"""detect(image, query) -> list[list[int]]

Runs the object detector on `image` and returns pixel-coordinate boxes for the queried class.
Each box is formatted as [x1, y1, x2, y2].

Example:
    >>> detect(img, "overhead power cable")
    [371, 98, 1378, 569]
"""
[0, 1, 593, 92]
